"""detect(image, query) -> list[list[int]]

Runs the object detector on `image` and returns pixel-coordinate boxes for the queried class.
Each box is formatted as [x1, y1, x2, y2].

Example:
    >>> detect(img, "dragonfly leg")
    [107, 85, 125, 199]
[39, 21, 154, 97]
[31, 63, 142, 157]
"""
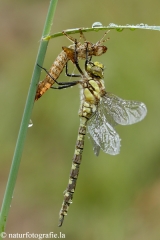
[62, 31, 75, 43]
[51, 81, 78, 90]
[85, 42, 90, 71]
[37, 63, 80, 89]
[73, 39, 90, 76]
[79, 28, 86, 42]
[73, 39, 85, 76]
[65, 62, 81, 78]
[62, 28, 86, 44]
[96, 30, 110, 45]
[37, 64, 59, 85]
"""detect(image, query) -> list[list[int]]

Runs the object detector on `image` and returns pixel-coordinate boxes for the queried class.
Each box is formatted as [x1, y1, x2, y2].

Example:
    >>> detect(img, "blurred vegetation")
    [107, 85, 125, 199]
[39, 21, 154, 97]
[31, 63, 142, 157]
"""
[0, 1, 160, 239]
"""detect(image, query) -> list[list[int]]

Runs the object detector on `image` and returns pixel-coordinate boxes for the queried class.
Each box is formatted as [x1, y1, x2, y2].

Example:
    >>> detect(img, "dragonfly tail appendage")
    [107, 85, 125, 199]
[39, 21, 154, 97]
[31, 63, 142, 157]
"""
[58, 117, 87, 227]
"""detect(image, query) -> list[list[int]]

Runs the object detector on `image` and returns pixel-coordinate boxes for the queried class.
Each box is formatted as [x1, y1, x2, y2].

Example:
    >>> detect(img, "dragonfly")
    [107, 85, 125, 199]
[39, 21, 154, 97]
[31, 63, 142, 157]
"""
[41, 41, 147, 226]
[35, 30, 108, 101]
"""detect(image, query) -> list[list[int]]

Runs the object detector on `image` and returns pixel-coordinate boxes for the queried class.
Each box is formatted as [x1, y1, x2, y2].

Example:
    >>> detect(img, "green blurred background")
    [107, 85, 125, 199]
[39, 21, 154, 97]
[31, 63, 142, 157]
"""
[0, 1, 160, 239]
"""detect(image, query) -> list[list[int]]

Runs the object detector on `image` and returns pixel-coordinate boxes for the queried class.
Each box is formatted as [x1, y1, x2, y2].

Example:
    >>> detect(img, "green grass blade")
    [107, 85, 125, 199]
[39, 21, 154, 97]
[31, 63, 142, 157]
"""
[44, 23, 160, 40]
[0, 0, 58, 235]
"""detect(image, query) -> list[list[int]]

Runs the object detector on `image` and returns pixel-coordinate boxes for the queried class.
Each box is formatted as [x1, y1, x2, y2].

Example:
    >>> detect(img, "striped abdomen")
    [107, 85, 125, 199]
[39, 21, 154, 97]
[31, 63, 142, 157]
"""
[58, 117, 87, 227]
[35, 50, 68, 101]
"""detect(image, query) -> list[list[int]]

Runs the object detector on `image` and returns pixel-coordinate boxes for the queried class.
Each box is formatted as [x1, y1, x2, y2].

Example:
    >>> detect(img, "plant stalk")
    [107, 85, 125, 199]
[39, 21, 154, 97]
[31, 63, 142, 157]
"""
[0, 0, 58, 235]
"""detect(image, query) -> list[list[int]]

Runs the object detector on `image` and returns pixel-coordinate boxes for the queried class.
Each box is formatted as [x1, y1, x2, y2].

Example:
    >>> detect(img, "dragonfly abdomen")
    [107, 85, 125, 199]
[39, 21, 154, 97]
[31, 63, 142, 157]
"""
[58, 117, 87, 227]
[35, 50, 68, 100]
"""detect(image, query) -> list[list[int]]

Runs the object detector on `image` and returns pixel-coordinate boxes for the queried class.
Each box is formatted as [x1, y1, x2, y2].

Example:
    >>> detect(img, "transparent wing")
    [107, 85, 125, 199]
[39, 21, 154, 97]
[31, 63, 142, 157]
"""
[102, 92, 147, 125]
[87, 106, 121, 156]
[87, 133, 101, 156]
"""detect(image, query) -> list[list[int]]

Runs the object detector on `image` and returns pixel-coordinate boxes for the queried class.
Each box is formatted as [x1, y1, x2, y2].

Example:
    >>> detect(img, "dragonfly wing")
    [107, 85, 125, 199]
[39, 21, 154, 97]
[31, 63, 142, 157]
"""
[102, 92, 147, 125]
[87, 132, 101, 156]
[87, 107, 121, 155]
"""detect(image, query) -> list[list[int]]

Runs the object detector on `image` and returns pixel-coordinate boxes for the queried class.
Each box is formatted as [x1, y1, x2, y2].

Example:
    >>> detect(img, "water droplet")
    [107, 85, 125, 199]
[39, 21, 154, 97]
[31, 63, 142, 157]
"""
[116, 28, 124, 32]
[28, 119, 33, 128]
[130, 28, 136, 31]
[92, 22, 103, 28]
[109, 23, 118, 27]
[136, 23, 146, 27]
[126, 24, 136, 31]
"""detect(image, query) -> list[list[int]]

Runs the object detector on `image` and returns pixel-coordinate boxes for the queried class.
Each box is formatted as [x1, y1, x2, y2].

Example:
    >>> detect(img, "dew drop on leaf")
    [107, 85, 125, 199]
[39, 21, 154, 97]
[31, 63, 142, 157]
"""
[92, 22, 103, 28]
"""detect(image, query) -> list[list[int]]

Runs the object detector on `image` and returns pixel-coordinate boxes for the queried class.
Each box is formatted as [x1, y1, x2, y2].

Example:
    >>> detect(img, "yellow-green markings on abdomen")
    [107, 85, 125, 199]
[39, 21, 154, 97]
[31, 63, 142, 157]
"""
[58, 118, 87, 227]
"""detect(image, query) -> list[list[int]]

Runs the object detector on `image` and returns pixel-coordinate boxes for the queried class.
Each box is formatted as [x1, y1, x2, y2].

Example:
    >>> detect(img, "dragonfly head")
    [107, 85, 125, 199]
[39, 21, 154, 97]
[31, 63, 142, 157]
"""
[86, 61, 105, 79]
[91, 45, 107, 56]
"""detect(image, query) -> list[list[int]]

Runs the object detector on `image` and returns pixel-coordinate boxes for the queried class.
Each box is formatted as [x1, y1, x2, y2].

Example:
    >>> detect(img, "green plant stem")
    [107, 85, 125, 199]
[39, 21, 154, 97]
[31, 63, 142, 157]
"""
[0, 0, 58, 235]
[44, 24, 160, 40]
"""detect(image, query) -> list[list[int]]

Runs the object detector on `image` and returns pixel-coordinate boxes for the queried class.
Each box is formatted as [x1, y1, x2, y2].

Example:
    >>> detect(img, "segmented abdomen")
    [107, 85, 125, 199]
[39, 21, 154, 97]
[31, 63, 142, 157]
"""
[58, 117, 87, 227]
[35, 50, 68, 101]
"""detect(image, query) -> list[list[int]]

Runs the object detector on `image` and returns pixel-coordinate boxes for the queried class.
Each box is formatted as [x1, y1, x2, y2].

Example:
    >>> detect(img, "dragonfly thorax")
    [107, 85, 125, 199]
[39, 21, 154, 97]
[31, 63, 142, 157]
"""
[67, 42, 107, 63]
[79, 79, 104, 119]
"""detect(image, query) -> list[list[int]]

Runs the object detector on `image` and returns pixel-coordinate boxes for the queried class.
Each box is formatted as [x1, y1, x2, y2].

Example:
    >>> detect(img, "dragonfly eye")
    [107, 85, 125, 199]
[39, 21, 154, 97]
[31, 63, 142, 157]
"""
[86, 62, 94, 72]
[86, 61, 104, 79]
[92, 68, 104, 78]
[93, 61, 105, 70]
